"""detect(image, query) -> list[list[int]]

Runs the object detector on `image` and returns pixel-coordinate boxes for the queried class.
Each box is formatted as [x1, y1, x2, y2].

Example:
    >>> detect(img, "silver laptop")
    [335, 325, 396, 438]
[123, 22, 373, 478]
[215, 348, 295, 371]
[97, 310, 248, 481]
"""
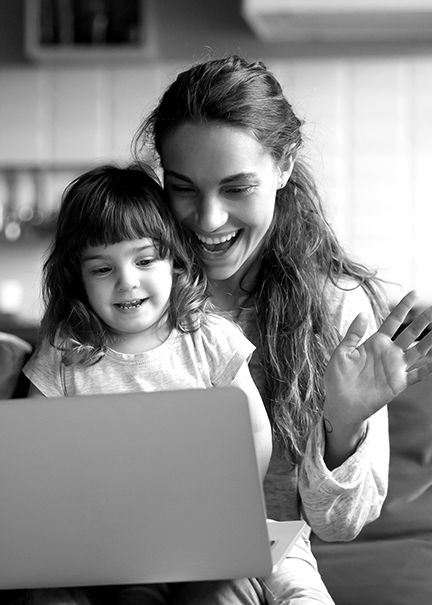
[0, 386, 277, 589]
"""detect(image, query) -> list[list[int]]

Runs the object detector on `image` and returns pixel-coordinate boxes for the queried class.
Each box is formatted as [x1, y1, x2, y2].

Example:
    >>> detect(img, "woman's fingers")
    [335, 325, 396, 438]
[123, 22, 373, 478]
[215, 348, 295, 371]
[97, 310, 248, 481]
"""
[379, 291, 417, 339]
[406, 359, 432, 386]
[382, 293, 432, 370]
[404, 329, 432, 368]
[393, 305, 432, 350]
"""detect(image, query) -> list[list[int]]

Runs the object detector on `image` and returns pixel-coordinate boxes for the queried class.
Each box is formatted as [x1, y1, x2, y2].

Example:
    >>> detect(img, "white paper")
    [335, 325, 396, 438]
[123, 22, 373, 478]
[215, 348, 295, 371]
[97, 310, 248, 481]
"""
[267, 519, 306, 567]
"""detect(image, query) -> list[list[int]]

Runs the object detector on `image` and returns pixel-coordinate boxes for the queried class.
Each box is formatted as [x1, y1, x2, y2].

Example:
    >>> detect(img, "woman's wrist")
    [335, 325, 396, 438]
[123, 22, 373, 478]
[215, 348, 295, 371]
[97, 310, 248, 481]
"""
[322, 413, 368, 471]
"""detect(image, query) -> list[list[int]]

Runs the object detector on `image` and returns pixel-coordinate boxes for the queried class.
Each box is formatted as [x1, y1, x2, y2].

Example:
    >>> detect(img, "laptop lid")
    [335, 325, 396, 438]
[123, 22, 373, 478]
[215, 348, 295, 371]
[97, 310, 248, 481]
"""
[0, 386, 273, 589]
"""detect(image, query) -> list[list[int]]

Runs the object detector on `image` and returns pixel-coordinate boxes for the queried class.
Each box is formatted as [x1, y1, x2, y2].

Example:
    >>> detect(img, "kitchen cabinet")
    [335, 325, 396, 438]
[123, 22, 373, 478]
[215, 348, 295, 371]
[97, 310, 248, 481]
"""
[25, 0, 156, 63]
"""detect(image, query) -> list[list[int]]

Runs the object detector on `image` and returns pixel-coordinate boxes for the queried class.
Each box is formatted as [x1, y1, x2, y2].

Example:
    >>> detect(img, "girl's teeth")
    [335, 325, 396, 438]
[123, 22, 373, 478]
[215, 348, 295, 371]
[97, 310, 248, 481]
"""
[117, 299, 143, 309]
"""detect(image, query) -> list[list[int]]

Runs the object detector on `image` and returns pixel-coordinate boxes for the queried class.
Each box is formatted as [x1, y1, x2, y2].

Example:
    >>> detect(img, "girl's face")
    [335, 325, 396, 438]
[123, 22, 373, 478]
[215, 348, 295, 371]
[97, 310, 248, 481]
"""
[81, 238, 173, 353]
[161, 122, 292, 285]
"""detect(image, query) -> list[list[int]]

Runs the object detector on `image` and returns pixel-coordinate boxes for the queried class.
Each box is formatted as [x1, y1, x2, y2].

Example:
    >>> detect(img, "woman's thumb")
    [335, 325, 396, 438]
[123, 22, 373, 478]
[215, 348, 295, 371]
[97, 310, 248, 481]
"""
[339, 312, 369, 351]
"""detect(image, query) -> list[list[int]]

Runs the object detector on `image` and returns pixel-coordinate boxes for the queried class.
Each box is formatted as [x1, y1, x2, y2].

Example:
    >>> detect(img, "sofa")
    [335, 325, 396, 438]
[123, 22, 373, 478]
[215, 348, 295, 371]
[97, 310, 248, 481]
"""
[0, 332, 33, 399]
[312, 375, 432, 604]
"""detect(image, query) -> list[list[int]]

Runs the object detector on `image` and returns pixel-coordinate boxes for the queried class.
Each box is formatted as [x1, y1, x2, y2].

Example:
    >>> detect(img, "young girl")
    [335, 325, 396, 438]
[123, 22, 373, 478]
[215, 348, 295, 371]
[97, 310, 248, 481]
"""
[22, 162, 272, 605]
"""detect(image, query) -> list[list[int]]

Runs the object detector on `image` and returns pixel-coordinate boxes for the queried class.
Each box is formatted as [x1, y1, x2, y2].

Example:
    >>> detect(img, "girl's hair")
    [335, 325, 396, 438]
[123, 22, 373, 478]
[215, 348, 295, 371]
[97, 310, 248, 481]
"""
[132, 55, 388, 463]
[41, 163, 209, 366]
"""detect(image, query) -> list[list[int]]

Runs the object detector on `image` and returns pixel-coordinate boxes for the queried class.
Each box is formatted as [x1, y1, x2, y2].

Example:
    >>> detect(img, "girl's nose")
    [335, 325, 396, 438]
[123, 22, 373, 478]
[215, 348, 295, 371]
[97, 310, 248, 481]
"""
[117, 267, 140, 291]
[195, 195, 228, 232]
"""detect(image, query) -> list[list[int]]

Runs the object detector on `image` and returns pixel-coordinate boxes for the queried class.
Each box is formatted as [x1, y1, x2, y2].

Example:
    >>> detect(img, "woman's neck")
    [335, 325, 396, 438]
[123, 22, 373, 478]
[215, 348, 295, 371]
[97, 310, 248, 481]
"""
[208, 274, 254, 313]
[207, 251, 264, 311]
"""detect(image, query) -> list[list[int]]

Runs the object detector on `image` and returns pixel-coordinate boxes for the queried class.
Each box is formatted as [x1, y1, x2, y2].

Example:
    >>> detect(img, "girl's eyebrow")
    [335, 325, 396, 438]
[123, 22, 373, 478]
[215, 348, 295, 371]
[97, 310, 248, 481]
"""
[82, 244, 155, 262]
[164, 169, 257, 184]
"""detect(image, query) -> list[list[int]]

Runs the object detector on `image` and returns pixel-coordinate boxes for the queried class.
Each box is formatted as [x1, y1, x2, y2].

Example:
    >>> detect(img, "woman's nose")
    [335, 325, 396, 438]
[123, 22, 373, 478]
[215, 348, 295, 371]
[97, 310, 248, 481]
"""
[195, 195, 228, 232]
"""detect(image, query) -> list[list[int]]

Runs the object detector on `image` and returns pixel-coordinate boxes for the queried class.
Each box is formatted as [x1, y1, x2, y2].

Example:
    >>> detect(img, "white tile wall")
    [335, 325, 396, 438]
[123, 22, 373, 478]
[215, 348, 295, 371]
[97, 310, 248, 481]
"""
[1, 55, 432, 321]
[0, 70, 46, 163]
[272, 56, 432, 307]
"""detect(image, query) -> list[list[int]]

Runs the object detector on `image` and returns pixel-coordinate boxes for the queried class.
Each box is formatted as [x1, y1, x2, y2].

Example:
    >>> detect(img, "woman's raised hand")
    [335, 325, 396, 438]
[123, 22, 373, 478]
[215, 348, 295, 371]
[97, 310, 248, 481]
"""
[324, 291, 432, 427]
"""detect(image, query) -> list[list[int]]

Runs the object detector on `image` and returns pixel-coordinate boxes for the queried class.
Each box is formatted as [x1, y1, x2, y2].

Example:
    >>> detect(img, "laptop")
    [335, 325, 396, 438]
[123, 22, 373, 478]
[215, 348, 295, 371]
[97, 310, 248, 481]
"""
[0, 386, 305, 589]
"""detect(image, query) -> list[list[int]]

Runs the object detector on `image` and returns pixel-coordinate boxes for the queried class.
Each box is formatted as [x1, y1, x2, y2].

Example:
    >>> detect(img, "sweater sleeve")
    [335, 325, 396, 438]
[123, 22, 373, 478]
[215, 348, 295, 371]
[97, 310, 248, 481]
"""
[298, 280, 390, 541]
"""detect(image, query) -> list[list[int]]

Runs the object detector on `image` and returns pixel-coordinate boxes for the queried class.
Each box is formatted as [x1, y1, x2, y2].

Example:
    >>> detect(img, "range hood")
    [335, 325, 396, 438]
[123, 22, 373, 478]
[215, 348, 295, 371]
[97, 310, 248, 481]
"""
[241, 0, 432, 42]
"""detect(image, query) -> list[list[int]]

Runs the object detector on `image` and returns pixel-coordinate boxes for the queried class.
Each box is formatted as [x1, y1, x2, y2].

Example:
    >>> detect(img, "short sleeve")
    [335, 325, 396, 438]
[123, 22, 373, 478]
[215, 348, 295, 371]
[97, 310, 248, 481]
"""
[197, 314, 255, 386]
[23, 339, 65, 397]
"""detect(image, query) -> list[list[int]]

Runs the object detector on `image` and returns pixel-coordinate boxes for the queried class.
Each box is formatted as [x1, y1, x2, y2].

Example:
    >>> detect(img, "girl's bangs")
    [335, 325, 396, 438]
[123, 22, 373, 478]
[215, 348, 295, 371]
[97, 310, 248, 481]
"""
[84, 194, 173, 256]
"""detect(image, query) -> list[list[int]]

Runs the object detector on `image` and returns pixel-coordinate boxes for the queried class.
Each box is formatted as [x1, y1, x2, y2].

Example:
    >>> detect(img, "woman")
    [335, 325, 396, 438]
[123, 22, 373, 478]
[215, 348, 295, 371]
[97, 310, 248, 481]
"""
[131, 54, 432, 604]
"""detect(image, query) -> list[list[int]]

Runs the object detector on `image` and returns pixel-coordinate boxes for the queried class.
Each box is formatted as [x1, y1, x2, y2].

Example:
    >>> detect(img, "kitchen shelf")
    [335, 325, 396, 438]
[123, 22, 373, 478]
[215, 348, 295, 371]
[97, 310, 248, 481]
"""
[0, 163, 92, 242]
[25, 0, 156, 63]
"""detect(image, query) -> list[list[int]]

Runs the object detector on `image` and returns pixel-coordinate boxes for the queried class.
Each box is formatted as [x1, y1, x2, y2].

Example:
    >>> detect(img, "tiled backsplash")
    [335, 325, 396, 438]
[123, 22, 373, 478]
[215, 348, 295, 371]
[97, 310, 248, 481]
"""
[0, 56, 431, 321]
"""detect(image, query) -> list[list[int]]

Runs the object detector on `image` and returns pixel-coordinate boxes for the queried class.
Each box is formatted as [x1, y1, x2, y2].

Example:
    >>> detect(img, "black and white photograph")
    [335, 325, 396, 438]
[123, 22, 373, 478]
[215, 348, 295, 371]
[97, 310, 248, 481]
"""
[1, 2, 432, 604]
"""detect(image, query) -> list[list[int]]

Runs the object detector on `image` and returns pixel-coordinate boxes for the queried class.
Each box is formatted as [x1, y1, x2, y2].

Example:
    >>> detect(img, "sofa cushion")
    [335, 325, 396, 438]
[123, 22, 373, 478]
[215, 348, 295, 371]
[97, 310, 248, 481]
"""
[312, 375, 432, 604]
[0, 333, 33, 399]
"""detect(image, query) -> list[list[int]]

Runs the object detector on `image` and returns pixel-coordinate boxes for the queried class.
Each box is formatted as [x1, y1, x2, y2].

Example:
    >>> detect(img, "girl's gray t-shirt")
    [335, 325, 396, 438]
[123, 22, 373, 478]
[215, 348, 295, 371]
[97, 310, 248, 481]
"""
[23, 314, 254, 398]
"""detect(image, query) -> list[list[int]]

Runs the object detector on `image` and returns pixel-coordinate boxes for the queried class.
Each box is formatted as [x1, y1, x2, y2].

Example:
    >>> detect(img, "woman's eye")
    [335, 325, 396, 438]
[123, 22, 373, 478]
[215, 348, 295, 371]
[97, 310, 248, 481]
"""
[225, 185, 256, 195]
[169, 184, 196, 194]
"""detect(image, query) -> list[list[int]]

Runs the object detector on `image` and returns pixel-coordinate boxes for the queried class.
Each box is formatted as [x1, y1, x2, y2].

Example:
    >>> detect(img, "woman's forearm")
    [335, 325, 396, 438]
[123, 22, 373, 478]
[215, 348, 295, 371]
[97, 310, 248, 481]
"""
[322, 411, 368, 470]
[299, 406, 389, 542]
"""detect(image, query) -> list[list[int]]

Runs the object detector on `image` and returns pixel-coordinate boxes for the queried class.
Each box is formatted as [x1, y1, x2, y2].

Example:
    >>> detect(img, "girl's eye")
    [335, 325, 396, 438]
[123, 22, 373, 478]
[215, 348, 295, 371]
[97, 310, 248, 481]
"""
[90, 266, 111, 276]
[137, 258, 156, 267]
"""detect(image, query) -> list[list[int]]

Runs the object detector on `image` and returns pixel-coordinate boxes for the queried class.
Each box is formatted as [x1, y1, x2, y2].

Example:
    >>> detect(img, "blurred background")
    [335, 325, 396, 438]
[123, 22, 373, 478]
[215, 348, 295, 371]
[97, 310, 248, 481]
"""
[1, 0, 432, 342]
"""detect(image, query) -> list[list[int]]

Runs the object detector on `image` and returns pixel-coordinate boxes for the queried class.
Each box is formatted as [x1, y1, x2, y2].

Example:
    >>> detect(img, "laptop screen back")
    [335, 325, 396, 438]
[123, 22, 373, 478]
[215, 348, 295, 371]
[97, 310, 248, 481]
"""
[0, 387, 272, 589]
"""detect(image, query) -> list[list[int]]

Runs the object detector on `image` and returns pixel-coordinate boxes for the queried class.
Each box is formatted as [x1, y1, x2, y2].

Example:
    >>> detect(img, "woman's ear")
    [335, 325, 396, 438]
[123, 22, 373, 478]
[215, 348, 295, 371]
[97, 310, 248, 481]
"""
[277, 155, 295, 190]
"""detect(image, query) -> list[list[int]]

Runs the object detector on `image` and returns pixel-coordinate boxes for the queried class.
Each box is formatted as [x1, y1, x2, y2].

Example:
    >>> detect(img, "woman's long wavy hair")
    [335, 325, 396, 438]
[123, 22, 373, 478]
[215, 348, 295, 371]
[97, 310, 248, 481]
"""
[132, 55, 388, 462]
[41, 163, 209, 366]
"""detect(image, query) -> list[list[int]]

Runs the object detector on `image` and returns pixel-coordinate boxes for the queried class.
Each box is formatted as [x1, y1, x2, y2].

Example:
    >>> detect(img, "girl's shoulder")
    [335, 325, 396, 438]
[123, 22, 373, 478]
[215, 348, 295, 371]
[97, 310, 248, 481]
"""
[201, 310, 243, 329]
[192, 312, 255, 387]
[196, 311, 254, 355]
[23, 336, 65, 397]
[27, 334, 62, 362]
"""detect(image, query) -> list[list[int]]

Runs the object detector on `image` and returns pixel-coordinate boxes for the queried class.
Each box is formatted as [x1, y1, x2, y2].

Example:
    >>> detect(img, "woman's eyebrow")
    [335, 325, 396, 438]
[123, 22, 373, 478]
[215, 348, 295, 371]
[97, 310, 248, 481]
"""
[164, 169, 257, 184]
[164, 169, 192, 182]
[220, 172, 256, 184]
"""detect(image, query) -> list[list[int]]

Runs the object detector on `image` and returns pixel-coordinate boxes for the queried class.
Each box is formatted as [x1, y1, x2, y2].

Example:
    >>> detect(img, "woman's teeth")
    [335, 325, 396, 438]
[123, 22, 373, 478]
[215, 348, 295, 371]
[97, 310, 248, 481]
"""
[116, 299, 144, 310]
[195, 231, 239, 253]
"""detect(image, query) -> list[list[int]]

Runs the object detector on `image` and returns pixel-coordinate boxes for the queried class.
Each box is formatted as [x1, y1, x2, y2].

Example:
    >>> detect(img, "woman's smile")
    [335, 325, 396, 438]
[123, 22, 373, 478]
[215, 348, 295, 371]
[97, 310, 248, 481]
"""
[162, 122, 291, 284]
[194, 229, 241, 256]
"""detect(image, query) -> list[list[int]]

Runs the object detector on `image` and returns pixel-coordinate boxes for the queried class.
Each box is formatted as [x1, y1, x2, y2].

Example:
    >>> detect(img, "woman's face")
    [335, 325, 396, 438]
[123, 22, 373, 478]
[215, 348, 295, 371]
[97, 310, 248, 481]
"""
[161, 122, 292, 284]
